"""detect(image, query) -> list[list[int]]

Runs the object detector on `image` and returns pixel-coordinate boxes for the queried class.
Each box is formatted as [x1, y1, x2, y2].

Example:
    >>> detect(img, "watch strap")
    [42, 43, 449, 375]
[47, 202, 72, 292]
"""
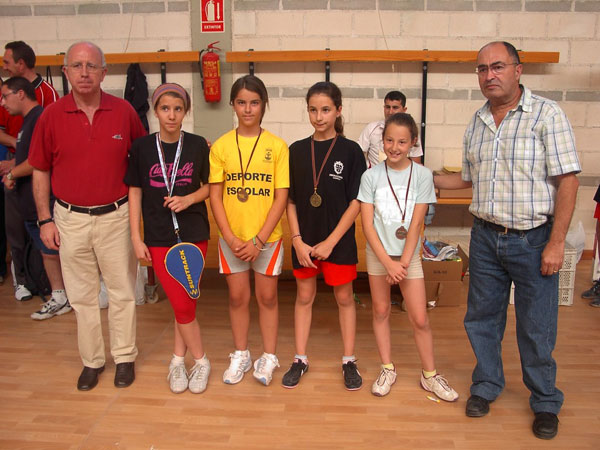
[37, 218, 54, 227]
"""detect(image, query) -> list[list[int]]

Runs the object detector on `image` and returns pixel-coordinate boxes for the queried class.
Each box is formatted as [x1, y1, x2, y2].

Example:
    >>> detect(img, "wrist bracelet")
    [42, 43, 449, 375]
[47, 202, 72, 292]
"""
[291, 234, 301, 240]
[252, 236, 267, 252]
[255, 234, 266, 246]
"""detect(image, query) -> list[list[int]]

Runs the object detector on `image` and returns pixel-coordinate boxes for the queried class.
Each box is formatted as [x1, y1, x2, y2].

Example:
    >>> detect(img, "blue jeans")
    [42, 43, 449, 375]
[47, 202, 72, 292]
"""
[465, 218, 563, 414]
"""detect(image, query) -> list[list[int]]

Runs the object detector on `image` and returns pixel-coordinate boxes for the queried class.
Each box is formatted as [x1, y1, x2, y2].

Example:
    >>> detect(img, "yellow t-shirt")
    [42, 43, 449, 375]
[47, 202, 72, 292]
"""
[209, 129, 289, 242]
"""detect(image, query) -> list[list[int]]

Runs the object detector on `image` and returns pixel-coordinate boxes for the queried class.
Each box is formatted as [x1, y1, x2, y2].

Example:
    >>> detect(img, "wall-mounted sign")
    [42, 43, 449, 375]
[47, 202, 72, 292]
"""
[201, 0, 224, 33]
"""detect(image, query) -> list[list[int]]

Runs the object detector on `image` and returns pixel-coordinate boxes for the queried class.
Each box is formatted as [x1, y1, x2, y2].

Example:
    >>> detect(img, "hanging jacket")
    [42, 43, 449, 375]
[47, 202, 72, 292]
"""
[124, 63, 150, 133]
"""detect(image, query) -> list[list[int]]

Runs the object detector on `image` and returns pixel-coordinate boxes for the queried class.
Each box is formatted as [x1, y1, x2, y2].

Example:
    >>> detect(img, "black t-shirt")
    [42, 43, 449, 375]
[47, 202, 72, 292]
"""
[289, 135, 366, 268]
[14, 105, 46, 221]
[125, 132, 210, 246]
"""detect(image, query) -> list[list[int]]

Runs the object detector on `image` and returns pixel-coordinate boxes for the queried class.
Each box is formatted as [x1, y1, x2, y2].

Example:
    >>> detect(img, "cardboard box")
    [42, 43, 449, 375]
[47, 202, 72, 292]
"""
[422, 245, 469, 306]
[425, 281, 464, 306]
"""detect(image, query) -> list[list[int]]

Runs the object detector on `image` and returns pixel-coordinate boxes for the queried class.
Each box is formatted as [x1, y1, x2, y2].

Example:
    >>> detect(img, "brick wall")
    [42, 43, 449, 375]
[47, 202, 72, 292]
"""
[0, 1, 195, 132]
[231, 0, 600, 247]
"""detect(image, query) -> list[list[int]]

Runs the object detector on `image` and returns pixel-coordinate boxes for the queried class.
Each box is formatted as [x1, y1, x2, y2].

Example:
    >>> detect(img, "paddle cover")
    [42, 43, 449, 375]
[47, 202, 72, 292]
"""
[164, 242, 205, 299]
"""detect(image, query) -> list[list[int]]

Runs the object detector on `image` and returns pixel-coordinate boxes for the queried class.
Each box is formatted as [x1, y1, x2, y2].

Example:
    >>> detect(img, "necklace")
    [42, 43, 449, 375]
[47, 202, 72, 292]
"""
[310, 134, 338, 208]
[384, 161, 413, 240]
[235, 128, 262, 202]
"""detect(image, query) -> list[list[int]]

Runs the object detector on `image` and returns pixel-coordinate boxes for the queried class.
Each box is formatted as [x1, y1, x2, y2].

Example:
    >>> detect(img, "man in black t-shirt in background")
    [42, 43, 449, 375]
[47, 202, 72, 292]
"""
[0, 76, 71, 320]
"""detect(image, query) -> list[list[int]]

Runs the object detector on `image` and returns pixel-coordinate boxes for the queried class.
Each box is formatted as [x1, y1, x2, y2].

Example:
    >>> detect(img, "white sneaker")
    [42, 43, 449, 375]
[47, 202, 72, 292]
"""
[167, 363, 188, 394]
[31, 299, 72, 320]
[253, 353, 280, 386]
[188, 358, 211, 394]
[15, 284, 32, 301]
[223, 350, 252, 384]
[420, 373, 459, 402]
[371, 366, 397, 397]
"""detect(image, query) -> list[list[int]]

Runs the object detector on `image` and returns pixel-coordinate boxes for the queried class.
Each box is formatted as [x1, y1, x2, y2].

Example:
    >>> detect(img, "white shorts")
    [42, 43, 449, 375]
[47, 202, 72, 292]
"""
[365, 243, 424, 279]
[218, 237, 284, 276]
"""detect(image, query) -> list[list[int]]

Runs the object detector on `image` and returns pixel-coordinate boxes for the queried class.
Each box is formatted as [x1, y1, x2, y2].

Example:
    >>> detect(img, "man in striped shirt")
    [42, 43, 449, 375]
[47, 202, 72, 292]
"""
[435, 41, 580, 440]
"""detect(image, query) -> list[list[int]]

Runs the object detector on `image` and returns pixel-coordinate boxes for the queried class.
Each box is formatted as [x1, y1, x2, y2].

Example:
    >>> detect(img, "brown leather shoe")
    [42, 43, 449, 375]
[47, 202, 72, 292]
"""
[77, 366, 105, 391]
[114, 362, 135, 388]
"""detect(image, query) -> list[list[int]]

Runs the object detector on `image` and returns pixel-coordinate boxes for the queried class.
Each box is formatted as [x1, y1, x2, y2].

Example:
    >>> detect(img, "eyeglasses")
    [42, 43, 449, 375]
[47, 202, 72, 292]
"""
[475, 62, 519, 76]
[66, 62, 103, 73]
[1, 91, 16, 100]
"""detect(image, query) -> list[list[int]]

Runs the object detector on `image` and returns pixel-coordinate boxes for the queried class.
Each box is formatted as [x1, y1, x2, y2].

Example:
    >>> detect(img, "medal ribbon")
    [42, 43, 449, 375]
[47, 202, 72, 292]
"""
[310, 134, 338, 196]
[155, 132, 184, 242]
[235, 128, 262, 191]
[384, 161, 413, 224]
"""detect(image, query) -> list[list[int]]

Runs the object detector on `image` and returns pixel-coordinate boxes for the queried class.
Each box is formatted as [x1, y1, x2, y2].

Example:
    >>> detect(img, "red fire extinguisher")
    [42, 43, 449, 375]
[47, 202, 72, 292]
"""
[200, 41, 221, 103]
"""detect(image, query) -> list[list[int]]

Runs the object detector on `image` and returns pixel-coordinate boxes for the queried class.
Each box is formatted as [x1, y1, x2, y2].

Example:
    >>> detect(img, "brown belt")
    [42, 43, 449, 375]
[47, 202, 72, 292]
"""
[475, 217, 548, 235]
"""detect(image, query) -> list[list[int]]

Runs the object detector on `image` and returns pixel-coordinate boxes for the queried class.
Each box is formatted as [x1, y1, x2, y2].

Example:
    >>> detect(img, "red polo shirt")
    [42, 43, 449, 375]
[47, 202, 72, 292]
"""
[0, 106, 20, 143]
[1, 75, 59, 153]
[29, 91, 146, 206]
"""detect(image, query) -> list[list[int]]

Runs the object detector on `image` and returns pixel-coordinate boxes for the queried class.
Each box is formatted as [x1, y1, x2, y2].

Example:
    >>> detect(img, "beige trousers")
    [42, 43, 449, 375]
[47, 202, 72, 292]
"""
[54, 201, 138, 368]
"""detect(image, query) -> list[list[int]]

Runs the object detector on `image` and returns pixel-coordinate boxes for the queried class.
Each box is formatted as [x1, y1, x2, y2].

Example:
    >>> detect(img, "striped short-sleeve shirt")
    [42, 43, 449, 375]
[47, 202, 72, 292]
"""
[462, 86, 580, 230]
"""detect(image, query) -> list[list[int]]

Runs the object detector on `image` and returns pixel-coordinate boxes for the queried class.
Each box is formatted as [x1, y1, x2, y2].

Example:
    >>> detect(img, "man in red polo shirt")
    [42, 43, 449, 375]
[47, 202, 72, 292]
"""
[29, 41, 146, 391]
[1, 41, 59, 301]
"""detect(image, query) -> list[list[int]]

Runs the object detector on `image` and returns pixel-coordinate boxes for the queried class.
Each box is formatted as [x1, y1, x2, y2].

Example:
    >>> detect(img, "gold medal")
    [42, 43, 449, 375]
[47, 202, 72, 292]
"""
[237, 188, 249, 202]
[395, 226, 408, 240]
[310, 192, 322, 208]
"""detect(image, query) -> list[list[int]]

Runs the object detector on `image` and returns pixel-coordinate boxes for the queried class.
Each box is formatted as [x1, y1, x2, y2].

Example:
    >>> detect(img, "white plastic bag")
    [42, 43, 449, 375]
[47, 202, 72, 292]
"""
[565, 221, 585, 263]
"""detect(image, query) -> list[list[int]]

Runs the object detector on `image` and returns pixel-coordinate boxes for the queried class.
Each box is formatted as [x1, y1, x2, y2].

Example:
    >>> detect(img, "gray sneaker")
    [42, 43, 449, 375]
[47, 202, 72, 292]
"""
[582, 281, 600, 299]
[31, 299, 72, 320]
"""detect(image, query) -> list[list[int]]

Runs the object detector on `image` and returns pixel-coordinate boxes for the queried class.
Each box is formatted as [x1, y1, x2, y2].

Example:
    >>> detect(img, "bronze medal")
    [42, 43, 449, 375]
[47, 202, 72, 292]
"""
[395, 226, 408, 240]
[310, 135, 338, 209]
[237, 188, 249, 203]
[385, 162, 414, 240]
[310, 192, 322, 208]
[235, 129, 262, 203]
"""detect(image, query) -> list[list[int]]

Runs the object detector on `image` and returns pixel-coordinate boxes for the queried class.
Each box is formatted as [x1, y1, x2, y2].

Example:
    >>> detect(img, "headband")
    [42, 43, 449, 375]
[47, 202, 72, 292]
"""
[152, 83, 189, 110]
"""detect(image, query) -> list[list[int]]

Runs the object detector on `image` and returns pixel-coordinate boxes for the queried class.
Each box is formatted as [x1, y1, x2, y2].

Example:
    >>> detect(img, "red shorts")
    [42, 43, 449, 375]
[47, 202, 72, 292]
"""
[594, 203, 600, 220]
[149, 241, 208, 324]
[293, 260, 357, 287]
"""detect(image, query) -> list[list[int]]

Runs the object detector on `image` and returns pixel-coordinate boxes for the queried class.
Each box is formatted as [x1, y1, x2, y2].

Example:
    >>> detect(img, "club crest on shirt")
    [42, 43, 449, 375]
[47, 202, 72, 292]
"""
[329, 161, 344, 181]
[264, 148, 273, 162]
[334, 161, 343, 174]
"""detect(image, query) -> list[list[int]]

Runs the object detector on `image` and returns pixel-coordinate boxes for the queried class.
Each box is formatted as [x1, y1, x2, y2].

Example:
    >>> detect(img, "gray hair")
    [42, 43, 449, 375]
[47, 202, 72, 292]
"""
[63, 41, 107, 68]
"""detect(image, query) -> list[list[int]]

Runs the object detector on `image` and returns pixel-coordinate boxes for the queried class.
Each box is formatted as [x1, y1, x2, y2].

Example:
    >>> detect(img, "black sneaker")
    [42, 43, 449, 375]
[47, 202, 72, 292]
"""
[342, 360, 362, 391]
[582, 281, 600, 299]
[282, 359, 308, 389]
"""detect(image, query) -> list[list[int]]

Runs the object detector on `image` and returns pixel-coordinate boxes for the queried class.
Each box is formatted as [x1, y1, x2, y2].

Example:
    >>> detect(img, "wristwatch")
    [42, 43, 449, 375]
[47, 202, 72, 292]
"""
[6, 171, 13, 181]
[37, 218, 54, 228]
